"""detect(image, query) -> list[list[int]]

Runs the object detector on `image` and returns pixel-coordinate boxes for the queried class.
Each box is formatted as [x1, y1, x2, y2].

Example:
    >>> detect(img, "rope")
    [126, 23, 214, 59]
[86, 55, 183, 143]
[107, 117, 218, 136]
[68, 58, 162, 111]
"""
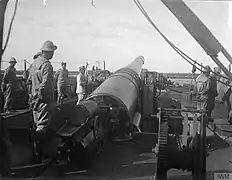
[2, 0, 18, 56]
[133, 0, 232, 88]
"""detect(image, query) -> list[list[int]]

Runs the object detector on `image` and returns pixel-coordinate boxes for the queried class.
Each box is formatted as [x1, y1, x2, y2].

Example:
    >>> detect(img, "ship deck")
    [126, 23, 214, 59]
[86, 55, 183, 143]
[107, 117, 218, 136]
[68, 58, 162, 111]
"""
[2, 87, 232, 180]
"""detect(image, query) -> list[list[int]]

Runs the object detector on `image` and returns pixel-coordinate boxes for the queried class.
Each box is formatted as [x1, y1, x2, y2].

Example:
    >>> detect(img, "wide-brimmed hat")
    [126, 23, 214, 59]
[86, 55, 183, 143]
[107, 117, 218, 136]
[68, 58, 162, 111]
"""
[61, 62, 67, 66]
[203, 65, 211, 73]
[40, 40, 57, 52]
[9, 57, 17, 64]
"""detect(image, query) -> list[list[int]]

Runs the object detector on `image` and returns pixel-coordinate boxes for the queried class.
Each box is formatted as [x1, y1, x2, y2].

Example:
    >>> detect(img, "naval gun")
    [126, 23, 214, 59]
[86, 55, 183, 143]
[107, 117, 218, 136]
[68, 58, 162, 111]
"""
[4, 56, 147, 177]
[86, 56, 145, 136]
[71, 55, 209, 180]
[57, 54, 208, 180]
[54, 56, 146, 171]
[1, 55, 208, 179]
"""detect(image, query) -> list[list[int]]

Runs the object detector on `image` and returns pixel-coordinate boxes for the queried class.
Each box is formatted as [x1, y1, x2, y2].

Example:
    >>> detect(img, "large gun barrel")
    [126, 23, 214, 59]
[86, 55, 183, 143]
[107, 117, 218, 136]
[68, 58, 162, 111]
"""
[86, 56, 145, 122]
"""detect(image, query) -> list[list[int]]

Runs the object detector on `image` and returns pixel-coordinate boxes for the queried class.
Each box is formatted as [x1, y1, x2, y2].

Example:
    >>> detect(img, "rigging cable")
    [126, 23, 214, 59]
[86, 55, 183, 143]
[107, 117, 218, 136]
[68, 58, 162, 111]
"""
[2, 0, 18, 56]
[133, 0, 231, 87]
[133, 0, 230, 83]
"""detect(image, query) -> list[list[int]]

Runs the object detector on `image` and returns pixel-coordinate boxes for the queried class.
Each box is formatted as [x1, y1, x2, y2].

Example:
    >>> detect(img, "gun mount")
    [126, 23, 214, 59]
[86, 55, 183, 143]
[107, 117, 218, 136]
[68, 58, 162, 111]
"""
[0, 56, 146, 177]
[155, 108, 207, 180]
[0, 0, 229, 179]
[1, 56, 212, 180]
[55, 55, 210, 180]
[54, 56, 146, 171]
[86, 56, 145, 135]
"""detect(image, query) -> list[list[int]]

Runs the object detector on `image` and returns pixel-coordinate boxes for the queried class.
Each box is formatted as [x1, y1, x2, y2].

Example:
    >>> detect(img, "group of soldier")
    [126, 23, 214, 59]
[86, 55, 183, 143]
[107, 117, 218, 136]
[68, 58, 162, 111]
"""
[1, 42, 231, 163]
[1, 40, 89, 145]
[193, 65, 231, 125]
[2, 47, 231, 131]
[0, 40, 99, 175]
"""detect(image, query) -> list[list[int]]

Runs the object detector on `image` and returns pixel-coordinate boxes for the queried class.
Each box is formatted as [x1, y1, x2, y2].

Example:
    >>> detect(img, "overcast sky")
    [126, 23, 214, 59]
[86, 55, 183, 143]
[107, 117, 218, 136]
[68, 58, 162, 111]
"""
[1, 0, 232, 73]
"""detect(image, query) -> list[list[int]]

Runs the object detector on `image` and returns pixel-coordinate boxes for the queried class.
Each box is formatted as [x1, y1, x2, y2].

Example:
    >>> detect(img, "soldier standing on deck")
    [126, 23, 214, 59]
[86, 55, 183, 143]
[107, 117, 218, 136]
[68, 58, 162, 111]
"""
[27, 40, 57, 135]
[1, 57, 17, 113]
[76, 66, 87, 104]
[54, 62, 69, 105]
[194, 65, 214, 122]
[27, 40, 58, 158]
[207, 67, 221, 119]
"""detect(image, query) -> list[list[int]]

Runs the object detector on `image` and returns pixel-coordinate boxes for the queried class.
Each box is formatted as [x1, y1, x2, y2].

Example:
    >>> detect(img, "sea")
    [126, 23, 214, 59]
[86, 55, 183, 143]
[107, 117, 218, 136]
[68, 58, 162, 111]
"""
[169, 78, 192, 86]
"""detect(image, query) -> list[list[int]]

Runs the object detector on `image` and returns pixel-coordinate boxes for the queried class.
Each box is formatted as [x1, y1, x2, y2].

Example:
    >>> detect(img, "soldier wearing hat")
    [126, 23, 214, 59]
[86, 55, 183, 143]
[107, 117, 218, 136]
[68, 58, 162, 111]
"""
[193, 65, 215, 120]
[1, 57, 17, 113]
[76, 65, 87, 104]
[27, 40, 58, 158]
[54, 62, 69, 105]
[27, 40, 57, 131]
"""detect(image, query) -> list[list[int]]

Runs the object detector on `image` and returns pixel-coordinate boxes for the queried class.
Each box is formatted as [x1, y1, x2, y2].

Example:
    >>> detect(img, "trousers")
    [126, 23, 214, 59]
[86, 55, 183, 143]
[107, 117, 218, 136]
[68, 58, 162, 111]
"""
[196, 95, 215, 119]
[3, 84, 15, 112]
[57, 83, 67, 105]
[32, 100, 55, 132]
[31, 100, 57, 158]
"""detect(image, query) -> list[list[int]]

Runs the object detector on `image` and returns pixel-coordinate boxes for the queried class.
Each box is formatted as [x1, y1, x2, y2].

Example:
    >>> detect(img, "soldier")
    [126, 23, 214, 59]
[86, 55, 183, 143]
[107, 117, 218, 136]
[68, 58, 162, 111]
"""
[76, 66, 87, 104]
[207, 67, 221, 119]
[1, 57, 17, 113]
[193, 65, 214, 120]
[27, 40, 57, 135]
[54, 62, 69, 105]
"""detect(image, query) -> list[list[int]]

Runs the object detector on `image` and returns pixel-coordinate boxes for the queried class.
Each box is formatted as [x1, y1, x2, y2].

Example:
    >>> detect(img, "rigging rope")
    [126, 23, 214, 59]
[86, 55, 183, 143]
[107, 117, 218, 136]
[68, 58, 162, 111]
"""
[133, 0, 231, 87]
[2, 0, 18, 56]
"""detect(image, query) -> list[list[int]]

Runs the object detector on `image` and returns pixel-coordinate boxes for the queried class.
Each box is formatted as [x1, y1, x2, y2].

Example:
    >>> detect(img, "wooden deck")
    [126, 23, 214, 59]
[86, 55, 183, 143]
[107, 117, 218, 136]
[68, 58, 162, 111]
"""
[1, 88, 232, 180]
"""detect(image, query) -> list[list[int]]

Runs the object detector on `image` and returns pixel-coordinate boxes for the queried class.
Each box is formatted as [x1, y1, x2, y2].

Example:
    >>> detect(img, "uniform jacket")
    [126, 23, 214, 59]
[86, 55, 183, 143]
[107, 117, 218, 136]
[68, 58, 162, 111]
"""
[54, 68, 69, 86]
[2, 66, 17, 85]
[209, 74, 218, 97]
[194, 73, 211, 101]
[27, 57, 54, 104]
[1, 66, 17, 93]
[76, 73, 87, 94]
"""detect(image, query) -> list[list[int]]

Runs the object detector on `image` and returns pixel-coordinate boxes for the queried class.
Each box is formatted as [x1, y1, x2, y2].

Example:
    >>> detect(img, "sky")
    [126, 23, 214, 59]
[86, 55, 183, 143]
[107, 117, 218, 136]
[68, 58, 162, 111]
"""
[1, 0, 232, 73]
